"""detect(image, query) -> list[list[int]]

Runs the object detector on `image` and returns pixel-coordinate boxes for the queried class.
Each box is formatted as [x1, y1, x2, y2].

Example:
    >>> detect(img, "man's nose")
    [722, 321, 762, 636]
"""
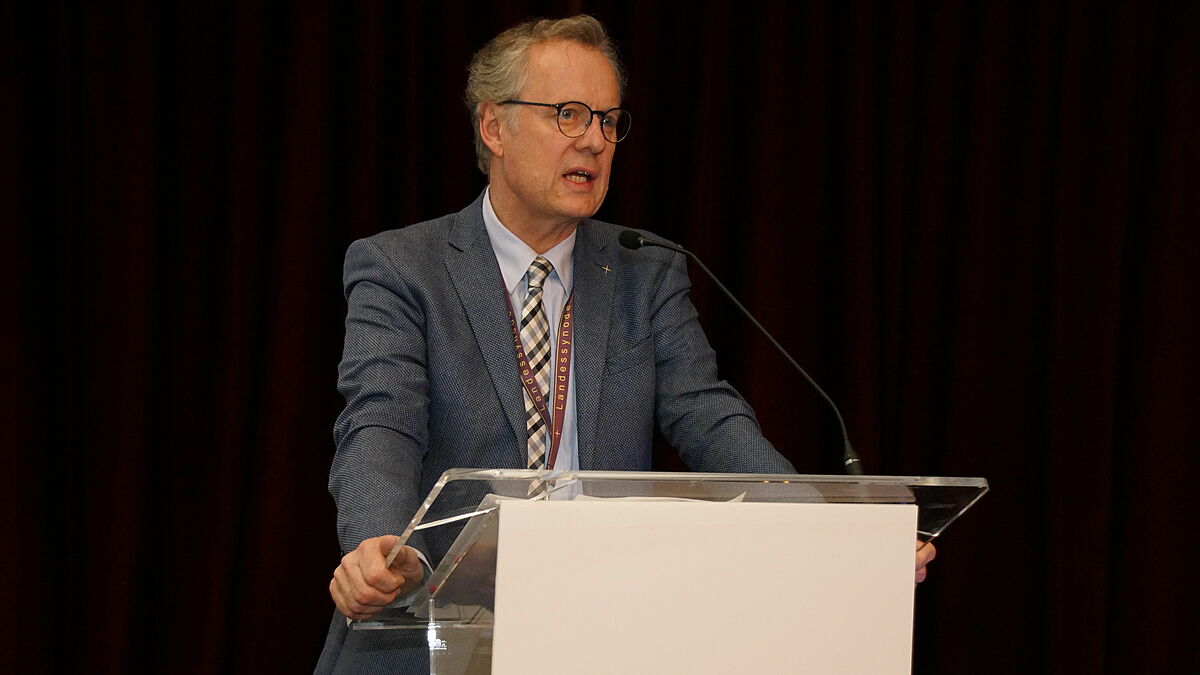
[574, 116, 608, 152]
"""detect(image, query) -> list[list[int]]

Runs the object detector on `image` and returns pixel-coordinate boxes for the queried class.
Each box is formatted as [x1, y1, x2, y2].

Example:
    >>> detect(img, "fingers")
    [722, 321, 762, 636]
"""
[915, 540, 937, 565]
[328, 536, 411, 620]
[329, 574, 390, 621]
[915, 540, 937, 585]
[361, 536, 407, 590]
[915, 566, 929, 584]
[389, 544, 426, 595]
[331, 554, 399, 620]
[390, 542, 422, 574]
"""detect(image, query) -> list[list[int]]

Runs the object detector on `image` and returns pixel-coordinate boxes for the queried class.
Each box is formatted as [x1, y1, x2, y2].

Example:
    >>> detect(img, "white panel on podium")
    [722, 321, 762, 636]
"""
[491, 500, 917, 675]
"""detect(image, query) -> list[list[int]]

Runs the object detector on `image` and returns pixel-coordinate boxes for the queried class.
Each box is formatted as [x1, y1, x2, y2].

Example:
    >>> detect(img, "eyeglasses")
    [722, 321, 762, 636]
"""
[499, 100, 632, 143]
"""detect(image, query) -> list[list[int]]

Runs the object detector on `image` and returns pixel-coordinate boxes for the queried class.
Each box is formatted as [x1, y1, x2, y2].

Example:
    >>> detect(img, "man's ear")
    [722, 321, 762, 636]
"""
[479, 103, 505, 159]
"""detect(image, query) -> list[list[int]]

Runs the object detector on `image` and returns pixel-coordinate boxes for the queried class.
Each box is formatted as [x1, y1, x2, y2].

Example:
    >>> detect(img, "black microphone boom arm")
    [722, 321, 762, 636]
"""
[618, 229, 864, 475]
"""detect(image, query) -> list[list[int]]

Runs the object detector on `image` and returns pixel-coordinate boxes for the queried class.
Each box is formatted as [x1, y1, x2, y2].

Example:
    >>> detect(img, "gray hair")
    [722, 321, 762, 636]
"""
[465, 14, 627, 174]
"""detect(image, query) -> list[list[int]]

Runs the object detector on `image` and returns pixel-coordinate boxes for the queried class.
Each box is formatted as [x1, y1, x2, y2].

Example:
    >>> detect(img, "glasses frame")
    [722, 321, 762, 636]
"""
[499, 100, 631, 143]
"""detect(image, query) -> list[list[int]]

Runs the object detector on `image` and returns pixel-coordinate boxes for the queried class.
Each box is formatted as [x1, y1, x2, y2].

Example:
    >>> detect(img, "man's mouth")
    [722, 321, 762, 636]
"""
[563, 169, 596, 183]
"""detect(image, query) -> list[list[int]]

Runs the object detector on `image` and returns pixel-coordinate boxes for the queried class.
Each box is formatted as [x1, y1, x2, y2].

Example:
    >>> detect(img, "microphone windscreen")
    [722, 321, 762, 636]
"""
[618, 229, 644, 250]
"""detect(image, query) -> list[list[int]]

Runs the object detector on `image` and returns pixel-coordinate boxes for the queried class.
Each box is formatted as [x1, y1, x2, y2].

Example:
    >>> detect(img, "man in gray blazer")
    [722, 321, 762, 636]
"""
[319, 14, 933, 673]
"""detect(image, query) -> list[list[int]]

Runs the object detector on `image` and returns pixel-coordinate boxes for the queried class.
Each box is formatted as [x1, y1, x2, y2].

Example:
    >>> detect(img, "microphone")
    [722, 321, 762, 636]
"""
[619, 229, 864, 475]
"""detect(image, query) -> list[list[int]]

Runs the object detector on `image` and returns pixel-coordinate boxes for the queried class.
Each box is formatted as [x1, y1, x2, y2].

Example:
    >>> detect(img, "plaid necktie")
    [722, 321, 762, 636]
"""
[520, 257, 555, 474]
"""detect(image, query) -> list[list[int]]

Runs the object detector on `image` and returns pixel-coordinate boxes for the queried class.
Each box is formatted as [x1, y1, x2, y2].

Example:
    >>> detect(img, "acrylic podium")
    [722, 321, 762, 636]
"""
[351, 469, 988, 675]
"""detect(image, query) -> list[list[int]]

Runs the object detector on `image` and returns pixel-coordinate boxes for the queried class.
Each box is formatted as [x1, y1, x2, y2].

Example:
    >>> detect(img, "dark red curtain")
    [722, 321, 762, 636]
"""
[8, 1, 1197, 672]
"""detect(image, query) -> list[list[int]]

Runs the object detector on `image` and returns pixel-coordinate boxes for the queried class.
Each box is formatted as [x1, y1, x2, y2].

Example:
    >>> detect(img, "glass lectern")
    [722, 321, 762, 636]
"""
[352, 469, 987, 674]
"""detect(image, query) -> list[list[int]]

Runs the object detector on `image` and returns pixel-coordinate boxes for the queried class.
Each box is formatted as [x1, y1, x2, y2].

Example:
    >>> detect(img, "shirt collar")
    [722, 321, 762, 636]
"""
[482, 186, 576, 295]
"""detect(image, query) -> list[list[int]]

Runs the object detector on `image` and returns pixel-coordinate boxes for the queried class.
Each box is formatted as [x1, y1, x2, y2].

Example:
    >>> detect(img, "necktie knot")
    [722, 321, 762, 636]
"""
[527, 256, 553, 292]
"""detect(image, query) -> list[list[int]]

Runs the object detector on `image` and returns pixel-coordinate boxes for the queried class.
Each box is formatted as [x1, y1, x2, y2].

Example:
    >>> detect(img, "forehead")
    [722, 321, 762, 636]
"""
[521, 40, 620, 107]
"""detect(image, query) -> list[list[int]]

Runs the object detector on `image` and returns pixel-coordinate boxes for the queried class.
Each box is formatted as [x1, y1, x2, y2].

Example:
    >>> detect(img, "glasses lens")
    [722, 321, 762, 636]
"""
[557, 103, 589, 137]
[601, 109, 631, 143]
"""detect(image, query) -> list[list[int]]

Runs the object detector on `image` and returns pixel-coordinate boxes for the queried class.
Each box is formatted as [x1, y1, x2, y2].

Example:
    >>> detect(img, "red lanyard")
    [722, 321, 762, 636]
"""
[504, 287, 574, 470]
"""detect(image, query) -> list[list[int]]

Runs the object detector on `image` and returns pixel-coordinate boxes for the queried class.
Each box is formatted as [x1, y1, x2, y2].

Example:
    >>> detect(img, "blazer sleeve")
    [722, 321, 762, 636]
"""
[647, 248, 796, 474]
[329, 237, 431, 557]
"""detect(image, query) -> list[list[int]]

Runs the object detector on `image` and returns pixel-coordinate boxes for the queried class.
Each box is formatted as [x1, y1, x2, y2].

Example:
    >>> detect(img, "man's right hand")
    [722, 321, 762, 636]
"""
[329, 536, 425, 620]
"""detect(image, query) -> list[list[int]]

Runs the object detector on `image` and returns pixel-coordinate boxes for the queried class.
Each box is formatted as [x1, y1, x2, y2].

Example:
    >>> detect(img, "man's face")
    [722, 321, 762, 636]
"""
[484, 40, 621, 233]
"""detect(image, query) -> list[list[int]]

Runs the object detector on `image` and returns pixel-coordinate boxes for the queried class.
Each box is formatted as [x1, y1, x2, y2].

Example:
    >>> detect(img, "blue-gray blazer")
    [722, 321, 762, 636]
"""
[319, 193, 793, 672]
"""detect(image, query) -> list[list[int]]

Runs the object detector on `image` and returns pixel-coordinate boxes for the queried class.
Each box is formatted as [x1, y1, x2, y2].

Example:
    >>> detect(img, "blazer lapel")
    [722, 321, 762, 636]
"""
[571, 221, 616, 470]
[444, 199, 527, 458]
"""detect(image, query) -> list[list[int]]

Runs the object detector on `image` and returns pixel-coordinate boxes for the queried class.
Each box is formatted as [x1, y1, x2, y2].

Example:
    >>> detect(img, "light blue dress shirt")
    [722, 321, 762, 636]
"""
[481, 188, 579, 472]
